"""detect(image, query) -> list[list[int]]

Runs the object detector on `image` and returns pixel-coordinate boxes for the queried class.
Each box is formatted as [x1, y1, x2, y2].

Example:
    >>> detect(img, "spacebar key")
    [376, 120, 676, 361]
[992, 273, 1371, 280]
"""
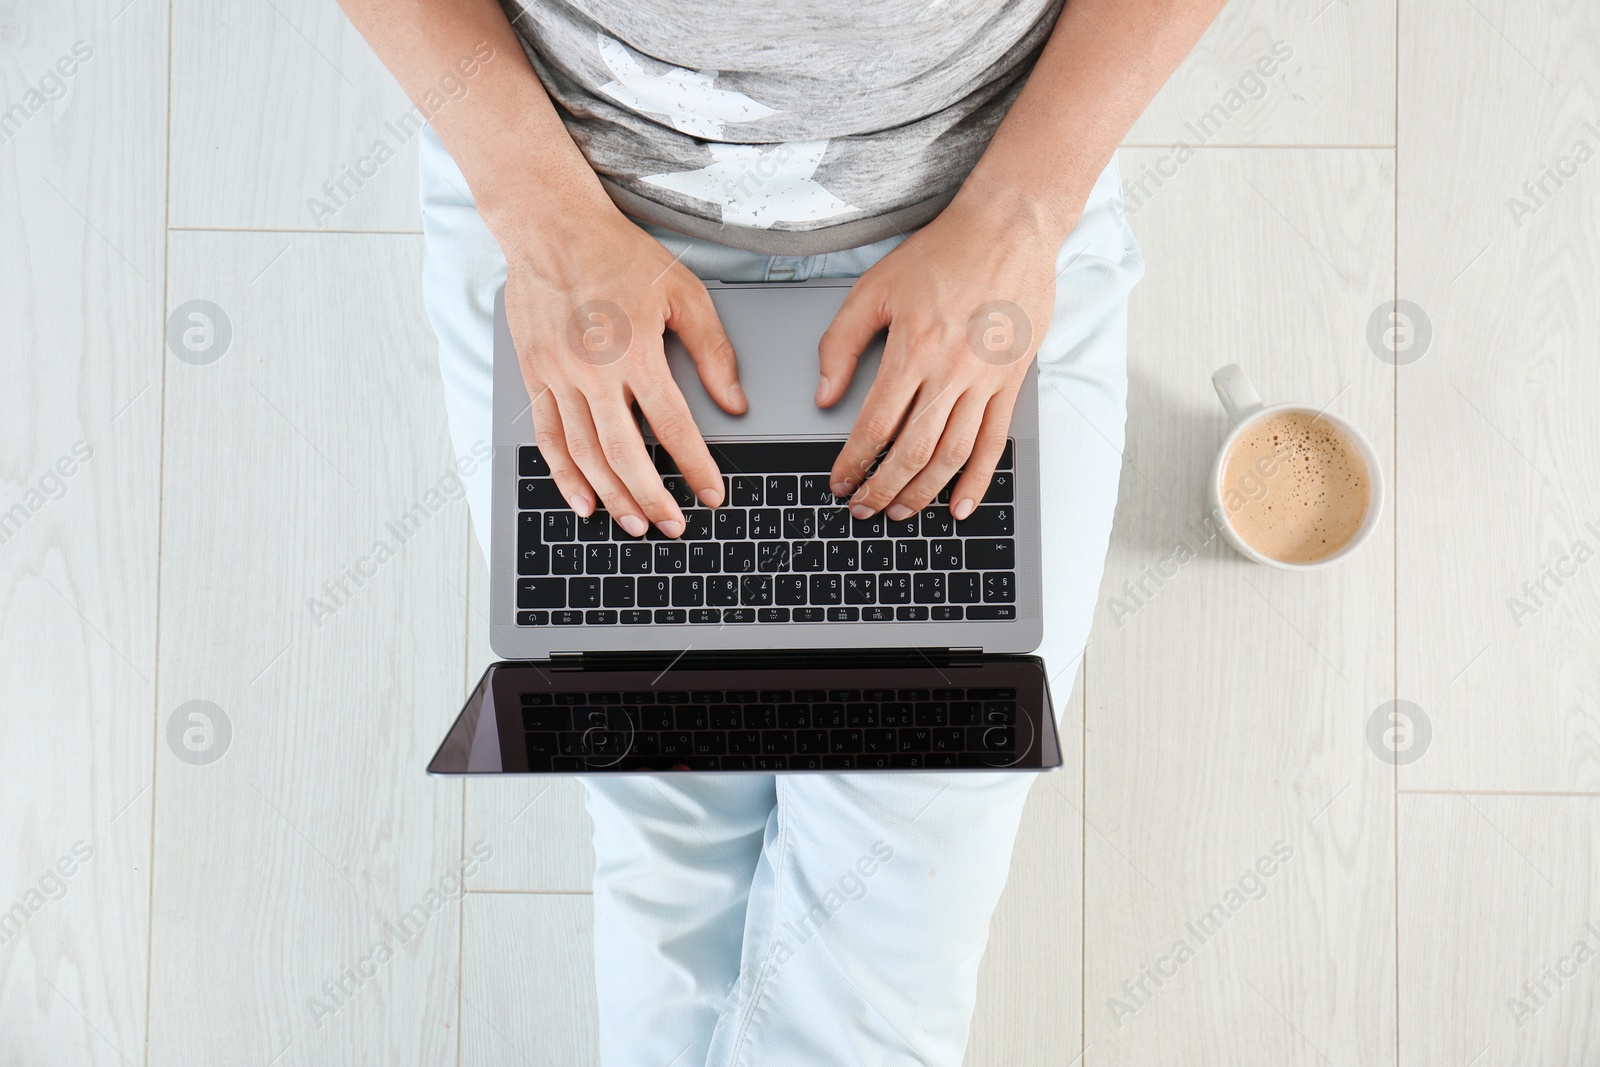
[704, 440, 844, 474]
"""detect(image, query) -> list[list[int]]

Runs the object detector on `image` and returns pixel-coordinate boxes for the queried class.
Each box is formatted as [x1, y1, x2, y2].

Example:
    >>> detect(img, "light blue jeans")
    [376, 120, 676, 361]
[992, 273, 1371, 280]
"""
[420, 126, 1143, 1066]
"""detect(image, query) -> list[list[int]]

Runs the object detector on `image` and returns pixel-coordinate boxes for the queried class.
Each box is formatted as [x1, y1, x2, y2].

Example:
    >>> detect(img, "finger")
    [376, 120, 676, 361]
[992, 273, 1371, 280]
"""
[529, 381, 596, 517]
[666, 276, 747, 415]
[556, 390, 651, 536]
[590, 393, 687, 538]
[816, 281, 890, 408]
[948, 386, 1020, 520]
[848, 380, 961, 519]
[636, 373, 725, 508]
[887, 388, 989, 517]
[828, 336, 919, 497]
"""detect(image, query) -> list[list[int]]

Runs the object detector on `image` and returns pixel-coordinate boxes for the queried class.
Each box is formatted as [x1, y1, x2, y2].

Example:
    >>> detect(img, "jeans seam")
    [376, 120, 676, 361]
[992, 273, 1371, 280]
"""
[722, 775, 793, 1065]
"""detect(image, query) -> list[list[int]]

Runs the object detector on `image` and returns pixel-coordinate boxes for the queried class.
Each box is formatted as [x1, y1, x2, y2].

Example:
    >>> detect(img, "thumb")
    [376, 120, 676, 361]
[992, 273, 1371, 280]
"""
[816, 283, 889, 407]
[667, 279, 746, 414]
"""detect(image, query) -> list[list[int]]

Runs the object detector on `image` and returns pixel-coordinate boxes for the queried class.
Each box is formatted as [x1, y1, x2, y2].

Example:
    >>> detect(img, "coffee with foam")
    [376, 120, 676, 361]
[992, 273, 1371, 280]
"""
[1221, 410, 1371, 564]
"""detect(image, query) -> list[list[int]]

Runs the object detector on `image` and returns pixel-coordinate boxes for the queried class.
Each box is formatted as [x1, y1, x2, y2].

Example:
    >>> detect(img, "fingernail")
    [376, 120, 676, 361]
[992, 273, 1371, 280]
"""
[572, 494, 594, 517]
[953, 497, 976, 520]
[728, 382, 747, 411]
[658, 518, 684, 539]
[850, 503, 874, 521]
[815, 377, 831, 405]
[618, 514, 648, 537]
[831, 479, 855, 497]
[886, 503, 913, 521]
[697, 486, 724, 508]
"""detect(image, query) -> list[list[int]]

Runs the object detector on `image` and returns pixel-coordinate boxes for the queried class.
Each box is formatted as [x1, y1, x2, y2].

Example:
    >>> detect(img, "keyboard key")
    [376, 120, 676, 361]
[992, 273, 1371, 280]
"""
[569, 577, 601, 608]
[517, 610, 550, 626]
[998, 439, 1014, 470]
[895, 539, 929, 570]
[864, 729, 896, 753]
[714, 509, 747, 539]
[655, 543, 687, 573]
[743, 703, 777, 728]
[576, 513, 610, 541]
[860, 540, 894, 570]
[879, 702, 914, 727]
[949, 573, 981, 603]
[844, 574, 876, 604]
[808, 573, 841, 604]
[740, 575, 773, 606]
[930, 539, 963, 570]
[782, 508, 816, 539]
[965, 539, 1015, 570]
[827, 606, 858, 622]
[933, 605, 962, 620]
[791, 542, 825, 572]
[826, 541, 858, 571]
[913, 572, 945, 604]
[522, 706, 570, 731]
[584, 609, 618, 625]
[968, 687, 1018, 699]
[932, 727, 964, 752]
[728, 731, 761, 754]
[518, 478, 566, 510]
[586, 543, 617, 574]
[721, 755, 756, 770]
[551, 543, 583, 575]
[878, 573, 911, 604]
[765, 476, 799, 507]
[822, 755, 855, 770]
[518, 577, 565, 609]
[709, 705, 742, 729]
[761, 690, 793, 702]
[552, 609, 583, 625]
[756, 542, 791, 572]
[763, 730, 795, 754]
[896, 606, 929, 621]
[621, 609, 651, 624]
[657, 692, 692, 704]
[983, 471, 1014, 503]
[885, 513, 918, 538]
[602, 576, 634, 607]
[674, 707, 708, 733]
[519, 446, 550, 477]
[750, 509, 782, 539]
[830, 729, 864, 753]
[661, 476, 695, 508]
[796, 729, 829, 753]
[863, 606, 893, 622]
[919, 506, 955, 538]
[690, 608, 722, 624]
[724, 607, 756, 623]
[983, 573, 1015, 603]
[966, 605, 1017, 620]
[754, 755, 789, 770]
[949, 701, 982, 726]
[957, 505, 1014, 537]
[776, 575, 807, 605]
[543, 512, 575, 542]
[723, 541, 756, 573]
[851, 512, 885, 538]
[636, 576, 670, 608]
[683, 509, 713, 539]
[671, 575, 704, 607]
[708, 575, 739, 606]
[730, 476, 763, 506]
[694, 732, 726, 755]
[688, 543, 720, 573]
[518, 516, 549, 575]
[971, 726, 1015, 752]
[799, 474, 834, 505]
[817, 507, 850, 538]
[619, 541, 653, 573]
[891, 753, 926, 768]
[654, 608, 686, 623]
[847, 702, 878, 727]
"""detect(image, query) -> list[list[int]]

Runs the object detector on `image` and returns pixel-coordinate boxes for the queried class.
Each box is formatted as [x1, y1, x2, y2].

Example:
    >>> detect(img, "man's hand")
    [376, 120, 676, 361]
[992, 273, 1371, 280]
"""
[819, 193, 1063, 521]
[501, 209, 745, 538]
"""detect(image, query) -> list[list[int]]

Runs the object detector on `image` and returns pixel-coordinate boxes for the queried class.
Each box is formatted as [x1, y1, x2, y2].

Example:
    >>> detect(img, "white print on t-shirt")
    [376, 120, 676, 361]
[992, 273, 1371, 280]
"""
[594, 34, 778, 139]
[642, 141, 859, 228]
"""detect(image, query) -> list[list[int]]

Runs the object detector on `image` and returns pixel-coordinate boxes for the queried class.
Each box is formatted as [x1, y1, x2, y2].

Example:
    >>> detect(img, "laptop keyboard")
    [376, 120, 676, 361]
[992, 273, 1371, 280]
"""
[514, 439, 1019, 627]
[521, 685, 1022, 770]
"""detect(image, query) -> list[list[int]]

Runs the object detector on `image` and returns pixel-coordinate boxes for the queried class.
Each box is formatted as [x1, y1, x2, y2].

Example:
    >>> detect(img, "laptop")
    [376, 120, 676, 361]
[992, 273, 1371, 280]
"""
[429, 279, 1060, 774]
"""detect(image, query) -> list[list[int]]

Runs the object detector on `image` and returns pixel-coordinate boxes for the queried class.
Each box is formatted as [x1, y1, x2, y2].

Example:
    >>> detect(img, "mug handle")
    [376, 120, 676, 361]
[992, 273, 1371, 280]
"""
[1212, 364, 1264, 427]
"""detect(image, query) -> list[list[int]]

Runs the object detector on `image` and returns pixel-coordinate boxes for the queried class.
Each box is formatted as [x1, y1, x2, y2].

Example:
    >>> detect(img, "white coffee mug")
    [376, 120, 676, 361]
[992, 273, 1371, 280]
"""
[1210, 364, 1385, 570]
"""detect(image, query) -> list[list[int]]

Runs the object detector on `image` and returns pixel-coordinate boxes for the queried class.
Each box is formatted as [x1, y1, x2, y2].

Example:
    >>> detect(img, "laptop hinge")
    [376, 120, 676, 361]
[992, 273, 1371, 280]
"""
[948, 647, 985, 667]
[549, 651, 585, 671]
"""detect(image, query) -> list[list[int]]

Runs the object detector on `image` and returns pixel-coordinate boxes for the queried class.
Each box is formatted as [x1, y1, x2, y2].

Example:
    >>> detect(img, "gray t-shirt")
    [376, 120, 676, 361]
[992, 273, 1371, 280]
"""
[501, 0, 1062, 254]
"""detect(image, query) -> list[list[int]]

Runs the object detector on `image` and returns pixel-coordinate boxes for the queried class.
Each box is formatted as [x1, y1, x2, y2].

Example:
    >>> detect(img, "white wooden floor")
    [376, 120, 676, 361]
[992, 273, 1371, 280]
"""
[3, 0, 1597, 1064]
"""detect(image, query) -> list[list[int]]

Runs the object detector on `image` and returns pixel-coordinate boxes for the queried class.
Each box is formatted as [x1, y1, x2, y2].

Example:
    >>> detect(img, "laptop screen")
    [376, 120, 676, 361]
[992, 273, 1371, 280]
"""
[429, 653, 1059, 774]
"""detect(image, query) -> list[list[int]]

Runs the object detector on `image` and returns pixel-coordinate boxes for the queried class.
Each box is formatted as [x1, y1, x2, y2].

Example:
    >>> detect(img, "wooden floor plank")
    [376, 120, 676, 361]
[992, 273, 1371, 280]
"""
[0, 2, 167, 1063]
[145, 231, 466, 1065]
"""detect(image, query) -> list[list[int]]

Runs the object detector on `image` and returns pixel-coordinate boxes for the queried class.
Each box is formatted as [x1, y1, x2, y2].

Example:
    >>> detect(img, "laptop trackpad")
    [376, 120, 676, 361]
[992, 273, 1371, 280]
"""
[658, 283, 884, 440]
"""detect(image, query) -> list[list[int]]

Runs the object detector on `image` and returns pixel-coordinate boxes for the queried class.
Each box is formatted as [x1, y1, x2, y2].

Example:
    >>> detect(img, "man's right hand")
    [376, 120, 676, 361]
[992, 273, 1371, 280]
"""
[499, 209, 745, 539]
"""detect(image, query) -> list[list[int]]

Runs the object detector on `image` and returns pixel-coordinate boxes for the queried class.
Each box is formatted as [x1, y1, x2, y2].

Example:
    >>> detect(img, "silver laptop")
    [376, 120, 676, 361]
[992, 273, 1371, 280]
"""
[429, 279, 1058, 774]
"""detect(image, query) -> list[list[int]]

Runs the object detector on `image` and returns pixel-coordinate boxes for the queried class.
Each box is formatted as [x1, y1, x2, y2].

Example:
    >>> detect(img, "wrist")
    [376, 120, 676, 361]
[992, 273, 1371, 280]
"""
[951, 167, 1085, 246]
